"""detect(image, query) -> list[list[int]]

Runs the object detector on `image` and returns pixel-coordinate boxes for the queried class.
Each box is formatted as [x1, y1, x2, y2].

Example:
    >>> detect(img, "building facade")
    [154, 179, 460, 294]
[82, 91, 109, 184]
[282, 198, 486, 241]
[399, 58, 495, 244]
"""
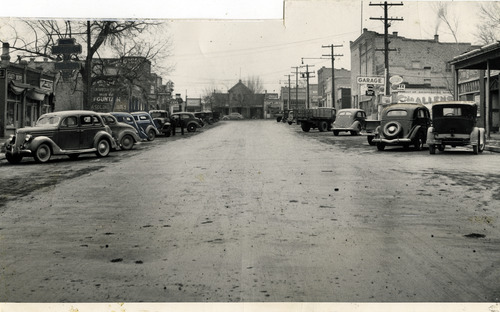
[280, 84, 319, 111]
[350, 29, 476, 119]
[212, 80, 266, 119]
[0, 44, 56, 137]
[317, 67, 351, 108]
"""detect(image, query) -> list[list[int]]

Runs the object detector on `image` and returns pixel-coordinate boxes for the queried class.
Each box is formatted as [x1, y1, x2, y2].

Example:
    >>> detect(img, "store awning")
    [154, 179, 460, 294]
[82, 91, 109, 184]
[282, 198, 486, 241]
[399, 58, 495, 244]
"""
[9, 80, 31, 95]
[27, 88, 48, 101]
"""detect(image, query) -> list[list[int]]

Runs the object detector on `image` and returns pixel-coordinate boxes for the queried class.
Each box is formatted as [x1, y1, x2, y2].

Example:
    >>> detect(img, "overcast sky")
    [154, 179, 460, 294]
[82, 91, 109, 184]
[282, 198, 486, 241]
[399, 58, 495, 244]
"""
[0, 0, 487, 99]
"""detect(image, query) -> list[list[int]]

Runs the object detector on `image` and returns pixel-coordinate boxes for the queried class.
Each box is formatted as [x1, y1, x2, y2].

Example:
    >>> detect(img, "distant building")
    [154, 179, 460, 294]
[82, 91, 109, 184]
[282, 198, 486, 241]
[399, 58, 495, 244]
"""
[317, 67, 351, 108]
[185, 98, 202, 112]
[212, 80, 266, 119]
[350, 29, 477, 118]
[280, 84, 319, 111]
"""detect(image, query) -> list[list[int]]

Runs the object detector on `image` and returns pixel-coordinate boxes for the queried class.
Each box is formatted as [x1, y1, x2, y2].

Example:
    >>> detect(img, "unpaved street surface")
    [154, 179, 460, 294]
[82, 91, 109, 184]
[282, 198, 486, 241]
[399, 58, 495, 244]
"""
[1, 120, 500, 302]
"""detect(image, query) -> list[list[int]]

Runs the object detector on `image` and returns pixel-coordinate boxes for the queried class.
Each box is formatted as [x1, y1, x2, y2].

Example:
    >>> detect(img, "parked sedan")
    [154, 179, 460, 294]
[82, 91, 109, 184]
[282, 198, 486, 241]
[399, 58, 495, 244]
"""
[130, 111, 160, 141]
[98, 113, 141, 150]
[149, 110, 172, 137]
[332, 109, 367, 136]
[222, 112, 244, 120]
[426, 101, 486, 154]
[4, 110, 116, 164]
[111, 112, 149, 141]
[170, 112, 204, 132]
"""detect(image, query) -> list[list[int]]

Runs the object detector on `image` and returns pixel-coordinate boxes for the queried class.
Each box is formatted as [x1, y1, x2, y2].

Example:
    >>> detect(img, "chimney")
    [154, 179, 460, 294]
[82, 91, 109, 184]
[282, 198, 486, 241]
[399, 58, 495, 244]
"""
[363, 28, 368, 33]
[434, 34, 439, 42]
[1, 42, 11, 66]
[393, 31, 398, 37]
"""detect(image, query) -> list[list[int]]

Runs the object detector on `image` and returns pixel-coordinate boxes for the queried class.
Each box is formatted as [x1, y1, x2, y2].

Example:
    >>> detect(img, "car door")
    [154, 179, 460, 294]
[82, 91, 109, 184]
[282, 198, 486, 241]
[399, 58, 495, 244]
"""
[79, 114, 102, 149]
[56, 115, 80, 150]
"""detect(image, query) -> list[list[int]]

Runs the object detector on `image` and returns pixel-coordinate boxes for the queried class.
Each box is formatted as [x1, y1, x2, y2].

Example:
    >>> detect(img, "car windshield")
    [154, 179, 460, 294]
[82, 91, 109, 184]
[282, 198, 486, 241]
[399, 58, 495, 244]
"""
[150, 112, 165, 118]
[433, 106, 475, 118]
[35, 116, 60, 127]
[386, 110, 408, 117]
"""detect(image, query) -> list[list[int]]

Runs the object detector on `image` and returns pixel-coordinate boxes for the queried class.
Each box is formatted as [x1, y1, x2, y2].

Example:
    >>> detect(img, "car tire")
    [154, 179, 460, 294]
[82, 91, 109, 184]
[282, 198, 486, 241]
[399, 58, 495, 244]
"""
[333, 130, 339, 136]
[429, 144, 436, 154]
[34, 143, 51, 163]
[147, 129, 156, 141]
[473, 144, 479, 155]
[413, 134, 424, 151]
[318, 121, 328, 132]
[96, 139, 111, 157]
[382, 121, 402, 139]
[377, 142, 385, 151]
[478, 132, 485, 153]
[6, 153, 23, 164]
[120, 134, 134, 150]
[187, 123, 197, 132]
[301, 123, 311, 132]
[438, 145, 445, 152]
[367, 136, 375, 146]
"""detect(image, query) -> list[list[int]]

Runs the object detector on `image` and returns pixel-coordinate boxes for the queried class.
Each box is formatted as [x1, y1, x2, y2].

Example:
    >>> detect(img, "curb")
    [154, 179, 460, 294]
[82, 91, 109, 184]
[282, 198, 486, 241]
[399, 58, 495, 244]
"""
[485, 145, 500, 153]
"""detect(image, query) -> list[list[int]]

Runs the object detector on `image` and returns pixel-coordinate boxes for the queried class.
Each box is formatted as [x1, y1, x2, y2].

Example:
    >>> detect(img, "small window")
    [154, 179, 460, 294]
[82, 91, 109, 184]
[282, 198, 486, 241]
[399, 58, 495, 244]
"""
[387, 110, 408, 117]
[81, 115, 93, 126]
[62, 116, 78, 127]
[139, 115, 148, 120]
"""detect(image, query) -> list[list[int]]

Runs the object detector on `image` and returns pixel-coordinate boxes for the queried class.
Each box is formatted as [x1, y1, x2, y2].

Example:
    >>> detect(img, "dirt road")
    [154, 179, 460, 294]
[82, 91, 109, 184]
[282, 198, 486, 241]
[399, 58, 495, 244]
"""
[0, 120, 499, 302]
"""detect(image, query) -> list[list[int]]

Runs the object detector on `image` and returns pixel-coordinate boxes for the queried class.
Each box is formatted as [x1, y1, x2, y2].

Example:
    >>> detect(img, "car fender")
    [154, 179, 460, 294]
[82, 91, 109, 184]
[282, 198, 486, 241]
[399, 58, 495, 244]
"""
[351, 120, 362, 131]
[146, 125, 160, 135]
[117, 129, 141, 142]
[93, 131, 117, 149]
[426, 126, 436, 144]
[408, 125, 423, 140]
[470, 127, 485, 145]
[29, 136, 61, 153]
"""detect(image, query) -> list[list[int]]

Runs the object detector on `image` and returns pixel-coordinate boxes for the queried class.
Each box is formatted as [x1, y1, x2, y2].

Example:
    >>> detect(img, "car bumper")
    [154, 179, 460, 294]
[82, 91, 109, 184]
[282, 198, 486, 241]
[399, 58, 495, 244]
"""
[372, 138, 412, 144]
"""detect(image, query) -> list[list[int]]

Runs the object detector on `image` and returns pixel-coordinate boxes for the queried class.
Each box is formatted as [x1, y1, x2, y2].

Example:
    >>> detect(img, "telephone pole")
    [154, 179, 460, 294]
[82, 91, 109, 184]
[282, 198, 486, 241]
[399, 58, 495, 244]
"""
[300, 64, 315, 109]
[369, 1, 403, 96]
[322, 44, 343, 108]
[284, 74, 292, 110]
[291, 66, 299, 110]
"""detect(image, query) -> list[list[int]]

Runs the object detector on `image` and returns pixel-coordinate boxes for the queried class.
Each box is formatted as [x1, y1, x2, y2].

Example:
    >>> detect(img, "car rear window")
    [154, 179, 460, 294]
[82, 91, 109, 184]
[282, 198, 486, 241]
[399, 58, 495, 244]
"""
[387, 110, 407, 117]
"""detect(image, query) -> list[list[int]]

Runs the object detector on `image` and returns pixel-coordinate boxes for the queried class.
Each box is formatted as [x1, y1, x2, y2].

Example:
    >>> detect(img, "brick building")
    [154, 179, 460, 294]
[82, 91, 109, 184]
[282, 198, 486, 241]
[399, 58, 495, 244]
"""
[350, 29, 477, 118]
[280, 85, 319, 111]
[317, 67, 351, 108]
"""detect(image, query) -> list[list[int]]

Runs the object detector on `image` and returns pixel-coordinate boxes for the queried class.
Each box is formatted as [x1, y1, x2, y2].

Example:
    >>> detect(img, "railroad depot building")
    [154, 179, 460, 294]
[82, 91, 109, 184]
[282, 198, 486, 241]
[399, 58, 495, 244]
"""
[0, 44, 56, 137]
[212, 80, 267, 119]
[350, 29, 477, 119]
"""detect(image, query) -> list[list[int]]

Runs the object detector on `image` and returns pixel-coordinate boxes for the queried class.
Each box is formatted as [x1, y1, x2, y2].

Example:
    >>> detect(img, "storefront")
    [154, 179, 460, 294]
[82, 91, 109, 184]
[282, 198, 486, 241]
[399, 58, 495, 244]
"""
[0, 64, 56, 137]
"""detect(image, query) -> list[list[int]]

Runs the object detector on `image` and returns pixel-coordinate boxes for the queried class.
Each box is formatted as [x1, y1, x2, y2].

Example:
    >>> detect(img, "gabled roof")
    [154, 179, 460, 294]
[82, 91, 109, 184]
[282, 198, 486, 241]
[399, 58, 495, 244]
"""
[228, 80, 252, 94]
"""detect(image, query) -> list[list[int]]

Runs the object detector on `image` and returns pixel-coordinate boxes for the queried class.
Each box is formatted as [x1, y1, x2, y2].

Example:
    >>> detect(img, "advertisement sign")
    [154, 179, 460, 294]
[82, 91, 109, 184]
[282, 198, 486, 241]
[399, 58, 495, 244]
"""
[357, 76, 385, 85]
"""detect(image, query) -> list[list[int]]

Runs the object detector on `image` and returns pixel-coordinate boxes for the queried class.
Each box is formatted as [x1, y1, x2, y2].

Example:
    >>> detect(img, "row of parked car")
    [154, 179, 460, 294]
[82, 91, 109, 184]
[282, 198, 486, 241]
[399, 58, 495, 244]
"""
[279, 101, 486, 155]
[2, 110, 217, 164]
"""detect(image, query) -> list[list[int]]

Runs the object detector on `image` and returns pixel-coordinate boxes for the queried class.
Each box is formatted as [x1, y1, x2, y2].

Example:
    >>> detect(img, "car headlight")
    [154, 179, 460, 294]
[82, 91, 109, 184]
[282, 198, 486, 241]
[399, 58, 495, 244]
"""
[25, 134, 32, 141]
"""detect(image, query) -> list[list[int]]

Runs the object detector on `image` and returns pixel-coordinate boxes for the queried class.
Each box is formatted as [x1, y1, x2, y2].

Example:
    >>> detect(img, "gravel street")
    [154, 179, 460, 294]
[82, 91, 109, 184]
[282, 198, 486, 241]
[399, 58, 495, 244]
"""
[1, 120, 500, 302]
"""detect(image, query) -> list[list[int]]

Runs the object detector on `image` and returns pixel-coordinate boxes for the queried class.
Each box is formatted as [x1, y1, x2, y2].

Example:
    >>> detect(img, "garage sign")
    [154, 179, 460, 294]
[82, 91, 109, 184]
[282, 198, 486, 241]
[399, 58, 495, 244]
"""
[356, 76, 385, 85]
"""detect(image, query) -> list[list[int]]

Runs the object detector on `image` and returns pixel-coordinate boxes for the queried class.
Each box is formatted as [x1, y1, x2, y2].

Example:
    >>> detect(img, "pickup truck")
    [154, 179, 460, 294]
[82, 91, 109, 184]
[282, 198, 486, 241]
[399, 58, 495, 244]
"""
[296, 107, 336, 132]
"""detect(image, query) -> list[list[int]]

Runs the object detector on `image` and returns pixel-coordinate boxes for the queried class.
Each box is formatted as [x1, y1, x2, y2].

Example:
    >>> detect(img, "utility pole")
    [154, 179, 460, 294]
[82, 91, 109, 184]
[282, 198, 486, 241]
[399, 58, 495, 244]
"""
[370, 1, 403, 96]
[300, 64, 315, 109]
[322, 44, 343, 108]
[284, 74, 292, 110]
[291, 66, 299, 110]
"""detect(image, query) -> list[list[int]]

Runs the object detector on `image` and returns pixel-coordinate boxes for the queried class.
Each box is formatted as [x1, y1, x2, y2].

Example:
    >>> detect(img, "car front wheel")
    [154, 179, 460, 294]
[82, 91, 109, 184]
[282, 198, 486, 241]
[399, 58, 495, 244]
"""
[147, 130, 156, 141]
[96, 139, 111, 157]
[187, 124, 197, 132]
[6, 153, 23, 164]
[34, 143, 52, 163]
[413, 134, 424, 151]
[120, 134, 134, 150]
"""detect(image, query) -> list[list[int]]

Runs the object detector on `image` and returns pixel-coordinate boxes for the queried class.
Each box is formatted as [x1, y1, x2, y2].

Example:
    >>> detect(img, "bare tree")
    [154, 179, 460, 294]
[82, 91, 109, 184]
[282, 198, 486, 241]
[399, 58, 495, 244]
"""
[476, 2, 500, 44]
[431, 2, 459, 43]
[243, 76, 265, 94]
[1, 19, 172, 108]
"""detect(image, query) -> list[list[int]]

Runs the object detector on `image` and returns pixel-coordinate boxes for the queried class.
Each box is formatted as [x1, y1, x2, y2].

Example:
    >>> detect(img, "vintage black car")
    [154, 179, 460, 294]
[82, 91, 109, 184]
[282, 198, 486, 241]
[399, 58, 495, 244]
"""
[131, 111, 160, 141]
[372, 103, 431, 151]
[98, 113, 141, 150]
[3, 110, 116, 164]
[149, 110, 172, 137]
[170, 112, 204, 132]
[426, 101, 486, 155]
[332, 108, 367, 136]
